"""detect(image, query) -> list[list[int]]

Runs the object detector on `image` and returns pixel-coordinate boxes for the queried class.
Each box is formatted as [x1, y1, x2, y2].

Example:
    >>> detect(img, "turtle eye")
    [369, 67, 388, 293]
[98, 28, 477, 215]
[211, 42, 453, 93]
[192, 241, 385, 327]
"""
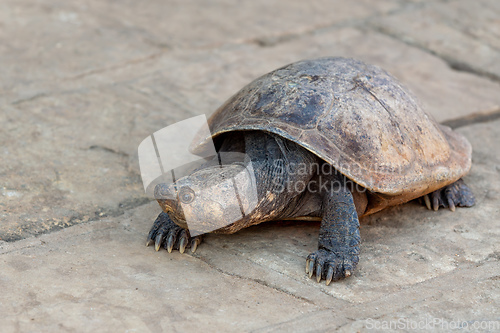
[178, 186, 195, 204]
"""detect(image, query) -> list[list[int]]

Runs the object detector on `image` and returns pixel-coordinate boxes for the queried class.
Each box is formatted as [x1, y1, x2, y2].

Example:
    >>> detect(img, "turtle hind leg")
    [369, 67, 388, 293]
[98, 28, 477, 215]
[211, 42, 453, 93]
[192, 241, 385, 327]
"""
[146, 212, 202, 253]
[421, 178, 475, 212]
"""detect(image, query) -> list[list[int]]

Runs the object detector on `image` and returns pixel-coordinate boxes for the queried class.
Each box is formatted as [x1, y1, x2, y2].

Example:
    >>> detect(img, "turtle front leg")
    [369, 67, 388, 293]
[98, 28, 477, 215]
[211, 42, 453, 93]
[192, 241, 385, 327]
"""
[146, 212, 202, 253]
[306, 184, 360, 285]
[421, 178, 475, 212]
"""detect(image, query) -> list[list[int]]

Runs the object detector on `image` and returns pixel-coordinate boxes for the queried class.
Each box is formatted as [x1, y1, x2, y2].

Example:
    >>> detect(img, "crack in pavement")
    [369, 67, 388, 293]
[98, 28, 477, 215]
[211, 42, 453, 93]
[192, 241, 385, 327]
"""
[191, 253, 316, 305]
[1, 197, 152, 242]
[198, 241, 358, 303]
[249, 309, 340, 333]
[0, 225, 118, 256]
[63, 52, 165, 81]
[11, 93, 48, 105]
[245, 1, 429, 48]
[88, 145, 129, 158]
[441, 108, 500, 129]
[369, 24, 500, 84]
[6, 66, 185, 107]
[249, 261, 499, 331]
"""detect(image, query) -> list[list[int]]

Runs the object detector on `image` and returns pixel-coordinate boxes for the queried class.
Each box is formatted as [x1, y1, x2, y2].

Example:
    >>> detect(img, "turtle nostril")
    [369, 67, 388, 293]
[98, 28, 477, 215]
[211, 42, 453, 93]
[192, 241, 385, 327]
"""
[154, 183, 174, 199]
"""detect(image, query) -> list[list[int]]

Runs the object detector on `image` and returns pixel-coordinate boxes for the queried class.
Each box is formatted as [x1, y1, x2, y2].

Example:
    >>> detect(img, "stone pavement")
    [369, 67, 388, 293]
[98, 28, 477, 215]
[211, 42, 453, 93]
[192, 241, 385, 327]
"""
[1, 0, 499, 331]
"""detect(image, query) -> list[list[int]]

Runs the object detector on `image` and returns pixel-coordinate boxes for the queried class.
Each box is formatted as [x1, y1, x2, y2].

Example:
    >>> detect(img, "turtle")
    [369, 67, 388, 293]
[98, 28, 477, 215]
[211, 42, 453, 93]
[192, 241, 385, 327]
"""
[146, 57, 475, 285]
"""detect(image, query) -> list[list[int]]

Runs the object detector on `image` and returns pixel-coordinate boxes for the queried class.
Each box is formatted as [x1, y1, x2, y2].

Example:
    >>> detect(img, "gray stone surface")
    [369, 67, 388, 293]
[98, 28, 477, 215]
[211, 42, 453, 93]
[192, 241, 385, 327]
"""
[372, 0, 500, 81]
[1, 0, 499, 331]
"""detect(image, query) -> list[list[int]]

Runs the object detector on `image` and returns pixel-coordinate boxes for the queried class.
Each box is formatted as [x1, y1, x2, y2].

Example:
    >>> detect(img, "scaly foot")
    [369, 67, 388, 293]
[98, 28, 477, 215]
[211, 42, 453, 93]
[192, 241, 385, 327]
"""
[421, 179, 475, 212]
[146, 212, 202, 253]
[306, 248, 359, 285]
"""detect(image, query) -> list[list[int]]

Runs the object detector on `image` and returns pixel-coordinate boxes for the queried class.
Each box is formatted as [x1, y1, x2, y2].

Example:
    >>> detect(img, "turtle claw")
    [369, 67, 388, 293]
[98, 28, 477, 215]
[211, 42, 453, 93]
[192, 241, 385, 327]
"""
[166, 234, 175, 253]
[326, 266, 334, 286]
[178, 231, 188, 254]
[423, 194, 432, 210]
[147, 212, 203, 254]
[191, 238, 199, 253]
[432, 192, 440, 211]
[420, 179, 475, 212]
[447, 197, 456, 212]
[307, 258, 315, 278]
[191, 237, 201, 253]
[316, 264, 322, 283]
[155, 233, 164, 252]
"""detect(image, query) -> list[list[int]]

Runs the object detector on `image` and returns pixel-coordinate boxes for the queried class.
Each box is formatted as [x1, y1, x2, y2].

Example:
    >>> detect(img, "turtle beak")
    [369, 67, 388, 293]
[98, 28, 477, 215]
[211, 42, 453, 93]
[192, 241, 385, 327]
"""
[154, 183, 177, 213]
[154, 183, 187, 227]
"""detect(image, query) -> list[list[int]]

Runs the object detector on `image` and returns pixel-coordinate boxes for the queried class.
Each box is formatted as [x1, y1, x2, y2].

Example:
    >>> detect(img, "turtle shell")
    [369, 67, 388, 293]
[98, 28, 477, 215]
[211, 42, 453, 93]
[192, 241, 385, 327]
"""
[193, 57, 471, 211]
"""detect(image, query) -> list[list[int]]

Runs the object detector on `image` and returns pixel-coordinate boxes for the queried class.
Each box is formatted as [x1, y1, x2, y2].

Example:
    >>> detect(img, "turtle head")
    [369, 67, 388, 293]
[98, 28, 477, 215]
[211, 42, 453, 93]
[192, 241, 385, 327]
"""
[154, 163, 258, 235]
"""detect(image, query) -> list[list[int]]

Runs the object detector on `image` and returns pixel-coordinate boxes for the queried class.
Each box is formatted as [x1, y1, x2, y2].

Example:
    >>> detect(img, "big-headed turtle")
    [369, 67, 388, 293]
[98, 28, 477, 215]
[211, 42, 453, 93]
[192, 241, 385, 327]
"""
[147, 57, 475, 284]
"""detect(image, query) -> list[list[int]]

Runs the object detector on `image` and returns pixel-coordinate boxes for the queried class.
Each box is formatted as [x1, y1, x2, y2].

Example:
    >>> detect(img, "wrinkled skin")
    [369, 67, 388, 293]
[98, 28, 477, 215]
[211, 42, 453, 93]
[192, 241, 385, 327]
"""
[147, 132, 475, 284]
